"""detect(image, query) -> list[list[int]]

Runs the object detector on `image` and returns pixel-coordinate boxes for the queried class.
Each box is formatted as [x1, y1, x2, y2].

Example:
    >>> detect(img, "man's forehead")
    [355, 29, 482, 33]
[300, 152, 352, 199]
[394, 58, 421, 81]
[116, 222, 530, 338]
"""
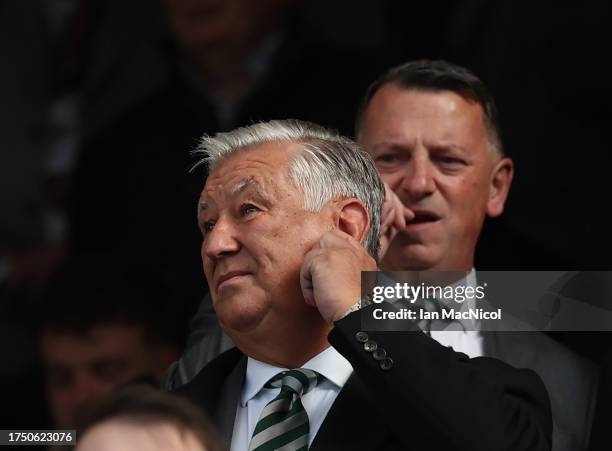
[209, 144, 293, 181]
[199, 175, 269, 210]
[231, 175, 259, 194]
[370, 86, 484, 125]
[203, 174, 263, 196]
[199, 144, 298, 209]
[362, 86, 489, 151]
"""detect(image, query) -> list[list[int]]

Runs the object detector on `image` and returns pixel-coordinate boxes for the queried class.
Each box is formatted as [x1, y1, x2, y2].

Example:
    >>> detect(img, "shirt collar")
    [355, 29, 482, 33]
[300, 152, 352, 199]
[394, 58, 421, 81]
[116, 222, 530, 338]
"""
[436, 269, 480, 331]
[378, 269, 479, 331]
[435, 269, 478, 309]
[240, 346, 353, 407]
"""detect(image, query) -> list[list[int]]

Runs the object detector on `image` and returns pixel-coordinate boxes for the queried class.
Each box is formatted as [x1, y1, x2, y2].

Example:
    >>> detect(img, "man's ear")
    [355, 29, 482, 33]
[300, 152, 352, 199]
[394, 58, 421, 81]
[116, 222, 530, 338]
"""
[487, 157, 514, 217]
[334, 198, 370, 244]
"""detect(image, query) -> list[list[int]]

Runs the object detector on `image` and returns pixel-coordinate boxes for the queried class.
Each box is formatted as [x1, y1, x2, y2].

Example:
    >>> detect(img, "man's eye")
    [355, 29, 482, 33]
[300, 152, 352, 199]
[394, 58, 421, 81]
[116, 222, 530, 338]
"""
[241, 204, 259, 216]
[201, 221, 215, 235]
[377, 154, 398, 164]
[436, 156, 465, 166]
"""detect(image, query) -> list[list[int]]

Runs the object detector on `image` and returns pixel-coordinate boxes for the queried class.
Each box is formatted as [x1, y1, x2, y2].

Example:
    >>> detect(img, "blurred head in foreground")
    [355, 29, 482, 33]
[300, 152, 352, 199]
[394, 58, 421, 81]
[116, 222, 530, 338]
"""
[76, 385, 222, 451]
[36, 254, 180, 428]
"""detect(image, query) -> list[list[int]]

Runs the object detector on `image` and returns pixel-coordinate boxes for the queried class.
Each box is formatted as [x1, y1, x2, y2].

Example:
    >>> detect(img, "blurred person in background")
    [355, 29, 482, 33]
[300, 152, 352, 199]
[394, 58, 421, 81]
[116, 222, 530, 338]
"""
[35, 254, 181, 429]
[0, 0, 168, 294]
[70, 0, 387, 309]
[76, 385, 223, 451]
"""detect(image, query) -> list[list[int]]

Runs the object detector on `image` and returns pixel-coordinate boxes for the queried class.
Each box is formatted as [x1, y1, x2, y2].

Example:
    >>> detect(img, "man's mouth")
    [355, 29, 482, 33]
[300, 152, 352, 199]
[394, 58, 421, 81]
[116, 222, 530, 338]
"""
[216, 271, 252, 290]
[405, 210, 441, 230]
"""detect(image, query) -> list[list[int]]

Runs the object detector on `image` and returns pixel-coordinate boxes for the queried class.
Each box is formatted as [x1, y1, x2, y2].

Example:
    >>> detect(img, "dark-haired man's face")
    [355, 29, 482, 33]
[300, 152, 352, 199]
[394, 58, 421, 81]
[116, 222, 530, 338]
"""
[40, 323, 171, 428]
[162, 0, 291, 52]
[359, 84, 512, 271]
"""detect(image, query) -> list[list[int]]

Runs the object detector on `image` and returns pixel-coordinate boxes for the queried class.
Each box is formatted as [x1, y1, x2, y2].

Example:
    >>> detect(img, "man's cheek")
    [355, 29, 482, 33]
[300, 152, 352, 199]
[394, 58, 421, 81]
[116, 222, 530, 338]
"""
[202, 258, 214, 279]
[381, 173, 403, 192]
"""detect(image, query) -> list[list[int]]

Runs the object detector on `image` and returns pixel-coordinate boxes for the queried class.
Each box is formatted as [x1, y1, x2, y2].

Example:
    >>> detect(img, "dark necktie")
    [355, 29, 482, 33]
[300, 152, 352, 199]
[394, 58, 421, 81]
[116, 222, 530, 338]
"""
[249, 369, 324, 451]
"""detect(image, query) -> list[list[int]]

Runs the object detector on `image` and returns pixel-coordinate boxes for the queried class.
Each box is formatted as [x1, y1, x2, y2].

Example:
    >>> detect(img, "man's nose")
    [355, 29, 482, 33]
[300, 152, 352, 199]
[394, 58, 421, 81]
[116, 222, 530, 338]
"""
[69, 372, 101, 407]
[202, 217, 240, 260]
[398, 154, 435, 200]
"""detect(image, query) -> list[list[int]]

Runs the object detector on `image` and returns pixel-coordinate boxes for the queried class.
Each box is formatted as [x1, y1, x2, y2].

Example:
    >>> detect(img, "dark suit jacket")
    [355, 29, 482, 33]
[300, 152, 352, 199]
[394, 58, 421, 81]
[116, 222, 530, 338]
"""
[484, 332, 599, 451]
[165, 291, 600, 451]
[175, 306, 552, 451]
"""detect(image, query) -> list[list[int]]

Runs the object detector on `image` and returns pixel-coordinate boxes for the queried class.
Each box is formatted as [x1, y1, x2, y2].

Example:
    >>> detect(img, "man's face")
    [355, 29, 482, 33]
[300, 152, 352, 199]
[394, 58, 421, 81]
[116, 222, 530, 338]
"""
[360, 84, 507, 271]
[198, 143, 333, 336]
[162, 0, 289, 52]
[40, 323, 159, 428]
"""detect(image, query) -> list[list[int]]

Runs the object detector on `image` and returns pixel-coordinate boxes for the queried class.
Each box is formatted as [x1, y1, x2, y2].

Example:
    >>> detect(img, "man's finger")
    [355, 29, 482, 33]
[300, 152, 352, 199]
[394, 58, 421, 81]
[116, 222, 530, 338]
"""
[316, 229, 359, 249]
[403, 205, 416, 222]
[380, 208, 395, 233]
[300, 248, 322, 306]
[392, 196, 407, 230]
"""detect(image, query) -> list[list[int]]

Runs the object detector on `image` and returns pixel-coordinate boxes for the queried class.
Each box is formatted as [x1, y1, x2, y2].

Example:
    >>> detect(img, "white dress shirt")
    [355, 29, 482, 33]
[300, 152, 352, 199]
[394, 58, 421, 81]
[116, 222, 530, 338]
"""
[380, 269, 485, 358]
[430, 269, 484, 358]
[230, 346, 353, 451]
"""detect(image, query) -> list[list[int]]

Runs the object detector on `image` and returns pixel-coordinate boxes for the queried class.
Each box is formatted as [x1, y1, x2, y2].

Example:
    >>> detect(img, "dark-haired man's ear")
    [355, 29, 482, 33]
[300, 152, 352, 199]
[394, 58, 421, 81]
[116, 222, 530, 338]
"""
[333, 199, 371, 245]
[487, 157, 514, 217]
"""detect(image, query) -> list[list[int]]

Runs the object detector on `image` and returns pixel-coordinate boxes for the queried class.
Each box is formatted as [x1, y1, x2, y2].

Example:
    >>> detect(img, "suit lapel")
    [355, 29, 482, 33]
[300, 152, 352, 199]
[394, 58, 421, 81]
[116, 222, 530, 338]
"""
[175, 348, 246, 448]
[181, 350, 396, 450]
[482, 331, 539, 369]
[310, 373, 390, 451]
[214, 354, 247, 445]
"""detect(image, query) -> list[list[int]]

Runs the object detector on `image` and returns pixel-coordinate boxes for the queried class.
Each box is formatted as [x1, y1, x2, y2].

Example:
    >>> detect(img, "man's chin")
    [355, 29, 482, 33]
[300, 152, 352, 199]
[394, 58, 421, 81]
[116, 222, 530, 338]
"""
[216, 298, 270, 335]
[381, 243, 442, 271]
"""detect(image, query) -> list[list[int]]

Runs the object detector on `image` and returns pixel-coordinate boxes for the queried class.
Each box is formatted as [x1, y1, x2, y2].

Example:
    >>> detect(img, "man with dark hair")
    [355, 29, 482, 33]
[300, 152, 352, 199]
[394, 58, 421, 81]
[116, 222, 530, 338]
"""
[356, 59, 512, 273]
[175, 119, 551, 451]
[356, 59, 503, 155]
[37, 255, 180, 429]
[356, 59, 599, 451]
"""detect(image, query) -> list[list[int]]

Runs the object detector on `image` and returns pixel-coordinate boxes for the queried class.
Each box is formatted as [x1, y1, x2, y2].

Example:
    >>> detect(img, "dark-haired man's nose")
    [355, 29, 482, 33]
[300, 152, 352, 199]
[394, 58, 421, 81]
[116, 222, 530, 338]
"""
[398, 154, 436, 201]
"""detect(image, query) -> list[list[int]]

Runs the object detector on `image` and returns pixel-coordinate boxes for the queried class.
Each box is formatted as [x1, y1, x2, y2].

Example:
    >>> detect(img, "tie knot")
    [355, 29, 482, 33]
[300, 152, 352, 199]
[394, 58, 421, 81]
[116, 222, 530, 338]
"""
[265, 368, 323, 396]
[413, 297, 452, 335]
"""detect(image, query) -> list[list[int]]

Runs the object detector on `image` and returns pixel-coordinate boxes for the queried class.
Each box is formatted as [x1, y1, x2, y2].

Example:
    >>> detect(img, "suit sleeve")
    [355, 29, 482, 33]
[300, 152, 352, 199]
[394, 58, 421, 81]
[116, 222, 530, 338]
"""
[328, 304, 553, 451]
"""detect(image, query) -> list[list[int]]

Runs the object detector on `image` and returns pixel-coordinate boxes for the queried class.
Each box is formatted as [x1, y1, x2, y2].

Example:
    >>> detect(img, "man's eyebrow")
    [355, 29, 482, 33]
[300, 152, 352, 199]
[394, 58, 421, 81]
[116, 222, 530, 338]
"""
[430, 144, 471, 154]
[197, 199, 208, 215]
[371, 141, 410, 152]
[197, 177, 272, 216]
[231, 176, 259, 194]
[232, 177, 273, 204]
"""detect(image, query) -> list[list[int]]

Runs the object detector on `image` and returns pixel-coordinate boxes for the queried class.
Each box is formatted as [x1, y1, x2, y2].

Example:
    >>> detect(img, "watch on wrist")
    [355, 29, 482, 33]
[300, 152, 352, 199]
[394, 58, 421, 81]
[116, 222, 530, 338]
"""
[341, 294, 373, 318]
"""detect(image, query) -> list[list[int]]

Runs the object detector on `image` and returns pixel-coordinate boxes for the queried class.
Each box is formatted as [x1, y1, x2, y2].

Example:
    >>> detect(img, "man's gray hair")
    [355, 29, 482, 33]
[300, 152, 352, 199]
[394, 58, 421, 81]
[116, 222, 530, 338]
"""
[193, 119, 384, 259]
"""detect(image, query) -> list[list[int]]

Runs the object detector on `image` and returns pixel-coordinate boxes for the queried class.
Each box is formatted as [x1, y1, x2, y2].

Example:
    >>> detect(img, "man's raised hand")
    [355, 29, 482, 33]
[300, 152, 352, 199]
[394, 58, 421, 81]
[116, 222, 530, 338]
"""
[300, 230, 377, 324]
[379, 183, 414, 259]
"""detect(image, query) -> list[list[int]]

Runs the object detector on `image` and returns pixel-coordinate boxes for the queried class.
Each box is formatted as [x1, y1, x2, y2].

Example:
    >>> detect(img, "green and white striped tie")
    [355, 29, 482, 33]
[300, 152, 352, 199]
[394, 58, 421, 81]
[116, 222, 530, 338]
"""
[248, 369, 324, 451]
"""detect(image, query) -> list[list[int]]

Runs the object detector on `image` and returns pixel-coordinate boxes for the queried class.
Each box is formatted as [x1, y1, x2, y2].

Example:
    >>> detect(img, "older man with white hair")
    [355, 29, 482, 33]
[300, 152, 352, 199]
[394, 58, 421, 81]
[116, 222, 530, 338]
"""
[174, 119, 551, 451]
